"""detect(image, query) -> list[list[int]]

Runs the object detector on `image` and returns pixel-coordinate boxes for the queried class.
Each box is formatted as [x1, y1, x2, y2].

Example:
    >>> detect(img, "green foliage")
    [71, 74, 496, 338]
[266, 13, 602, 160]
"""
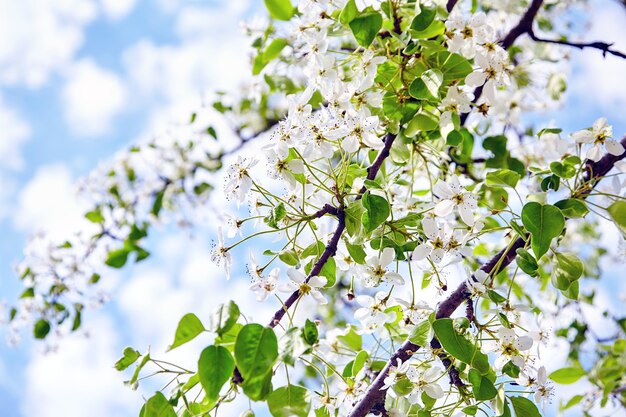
[348, 8, 383, 47]
[115, 347, 141, 371]
[432, 318, 490, 375]
[549, 366, 586, 384]
[410, 6, 436, 31]
[235, 324, 278, 400]
[509, 396, 541, 417]
[467, 369, 497, 400]
[141, 392, 176, 417]
[168, 313, 206, 351]
[362, 192, 390, 233]
[267, 385, 311, 417]
[607, 201, 626, 228]
[521, 202, 565, 260]
[409, 69, 443, 100]
[485, 169, 521, 188]
[198, 345, 235, 403]
[264, 0, 294, 21]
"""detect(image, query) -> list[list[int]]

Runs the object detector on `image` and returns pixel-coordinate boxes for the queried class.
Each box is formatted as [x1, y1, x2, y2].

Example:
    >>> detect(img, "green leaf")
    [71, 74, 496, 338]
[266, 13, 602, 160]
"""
[265, 203, 287, 229]
[410, 6, 436, 31]
[34, 319, 51, 339]
[352, 350, 369, 376]
[212, 301, 240, 337]
[115, 347, 140, 371]
[339, 0, 358, 24]
[346, 242, 367, 264]
[426, 51, 473, 82]
[142, 392, 176, 417]
[337, 326, 362, 351]
[521, 202, 564, 260]
[345, 201, 365, 237]
[198, 345, 235, 403]
[235, 324, 278, 398]
[562, 394, 584, 410]
[264, 38, 288, 61]
[407, 112, 439, 132]
[168, 313, 205, 351]
[555, 199, 589, 218]
[264, 0, 294, 21]
[279, 249, 299, 266]
[468, 368, 497, 400]
[409, 69, 443, 99]
[105, 248, 129, 268]
[549, 366, 586, 384]
[409, 320, 432, 346]
[509, 396, 541, 417]
[550, 161, 576, 179]
[349, 9, 383, 47]
[267, 385, 311, 417]
[362, 192, 390, 232]
[432, 318, 490, 374]
[486, 169, 521, 188]
[607, 201, 626, 228]
[302, 319, 319, 346]
[515, 248, 538, 277]
[152, 190, 164, 216]
[85, 209, 104, 223]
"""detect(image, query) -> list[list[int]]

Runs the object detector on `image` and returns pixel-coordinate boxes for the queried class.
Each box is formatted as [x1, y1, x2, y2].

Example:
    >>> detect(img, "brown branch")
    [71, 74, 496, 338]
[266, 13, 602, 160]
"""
[347, 138, 626, 417]
[500, 0, 544, 49]
[357, 133, 397, 199]
[528, 31, 626, 60]
[268, 209, 345, 328]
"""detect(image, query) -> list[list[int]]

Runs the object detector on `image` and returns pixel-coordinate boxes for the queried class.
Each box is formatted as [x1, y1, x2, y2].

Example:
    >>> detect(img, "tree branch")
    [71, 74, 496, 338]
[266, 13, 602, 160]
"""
[347, 138, 626, 417]
[528, 31, 626, 60]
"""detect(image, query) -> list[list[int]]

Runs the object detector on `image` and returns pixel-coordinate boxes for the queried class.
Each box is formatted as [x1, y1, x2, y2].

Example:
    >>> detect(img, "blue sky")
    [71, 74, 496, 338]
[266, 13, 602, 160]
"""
[0, 1, 625, 416]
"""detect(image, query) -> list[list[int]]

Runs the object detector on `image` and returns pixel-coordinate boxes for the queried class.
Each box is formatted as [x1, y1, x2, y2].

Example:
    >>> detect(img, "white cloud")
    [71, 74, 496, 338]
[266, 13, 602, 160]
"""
[100, 0, 137, 20]
[62, 59, 127, 137]
[0, 95, 30, 171]
[14, 164, 88, 236]
[22, 315, 140, 417]
[121, 2, 252, 129]
[0, 0, 97, 88]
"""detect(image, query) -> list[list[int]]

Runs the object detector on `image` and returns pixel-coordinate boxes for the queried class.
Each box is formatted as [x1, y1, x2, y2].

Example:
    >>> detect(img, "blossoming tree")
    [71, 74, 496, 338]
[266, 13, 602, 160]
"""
[8, 0, 626, 416]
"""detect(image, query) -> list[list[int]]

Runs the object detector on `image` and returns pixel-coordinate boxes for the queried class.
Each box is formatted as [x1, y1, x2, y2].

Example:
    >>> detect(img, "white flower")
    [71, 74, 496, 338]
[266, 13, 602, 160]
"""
[357, 247, 405, 287]
[466, 269, 489, 297]
[407, 367, 445, 402]
[486, 327, 534, 369]
[281, 269, 328, 304]
[210, 227, 232, 279]
[433, 175, 478, 226]
[533, 366, 554, 412]
[515, 366, 553, 412]
[249, 267, 280, 302]
[354, 291, 396, 329]
[571, 117, 624, 162]
[381, 358, 412, 391]
[224, 156, 258, 203]
[464, 50, 510, 103]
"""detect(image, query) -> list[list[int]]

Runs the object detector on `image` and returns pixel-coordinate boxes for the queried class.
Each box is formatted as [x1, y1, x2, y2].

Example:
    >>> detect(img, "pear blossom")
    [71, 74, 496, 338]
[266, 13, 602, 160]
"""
[571, 117, 624, 162]
[210, 227, 232, 278]
[433, 175, 478, 226]
[354, 291, 396, 329]
[281, 269, 328, 305]
[407, 367, 445, 402]
[357, 247, 405, 287]
[224, 156, 258, 203]
[249, 267, 280, 302]
[486, 327, 534, 369]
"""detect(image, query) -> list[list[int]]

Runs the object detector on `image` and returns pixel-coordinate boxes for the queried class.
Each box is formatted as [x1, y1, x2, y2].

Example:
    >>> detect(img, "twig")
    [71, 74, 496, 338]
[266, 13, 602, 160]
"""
[528, 31, 626, 60]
